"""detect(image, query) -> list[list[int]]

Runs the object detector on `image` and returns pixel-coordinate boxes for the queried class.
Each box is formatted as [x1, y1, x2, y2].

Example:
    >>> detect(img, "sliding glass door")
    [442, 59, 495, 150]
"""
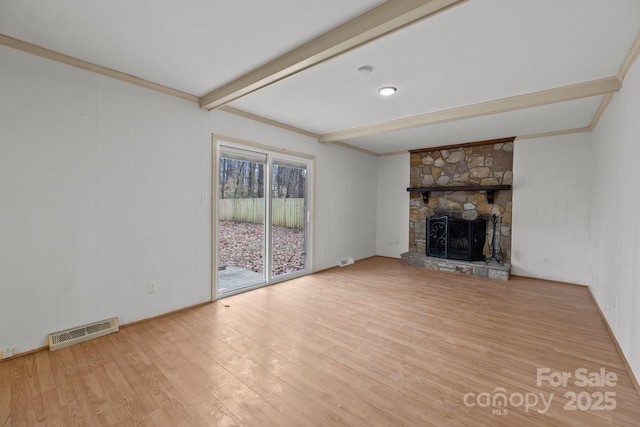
[271, 159, 308, 280]
[217, 146, 267, 293]
[216, 140, 312, 297]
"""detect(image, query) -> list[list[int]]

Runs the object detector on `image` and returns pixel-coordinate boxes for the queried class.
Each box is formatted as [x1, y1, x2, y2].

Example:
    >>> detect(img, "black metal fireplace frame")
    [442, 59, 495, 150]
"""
[426, 216, 486, 262]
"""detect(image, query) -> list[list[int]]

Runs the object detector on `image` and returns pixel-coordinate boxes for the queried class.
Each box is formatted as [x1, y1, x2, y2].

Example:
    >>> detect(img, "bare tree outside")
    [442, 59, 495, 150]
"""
[219, 158, 265, 199]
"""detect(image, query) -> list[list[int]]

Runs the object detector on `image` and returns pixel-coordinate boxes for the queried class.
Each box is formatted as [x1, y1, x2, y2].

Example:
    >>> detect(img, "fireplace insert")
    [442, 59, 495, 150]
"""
[426, 216, 486, 261]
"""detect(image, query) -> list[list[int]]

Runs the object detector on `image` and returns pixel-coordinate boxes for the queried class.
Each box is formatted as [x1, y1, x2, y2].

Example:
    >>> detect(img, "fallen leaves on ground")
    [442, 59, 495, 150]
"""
[218, 221, 305, 275]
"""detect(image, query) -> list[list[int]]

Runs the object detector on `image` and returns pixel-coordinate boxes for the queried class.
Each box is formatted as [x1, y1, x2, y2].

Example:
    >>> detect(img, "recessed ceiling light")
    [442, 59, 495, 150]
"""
[377, 86, 397, 96]
[357, 65, 373, 75]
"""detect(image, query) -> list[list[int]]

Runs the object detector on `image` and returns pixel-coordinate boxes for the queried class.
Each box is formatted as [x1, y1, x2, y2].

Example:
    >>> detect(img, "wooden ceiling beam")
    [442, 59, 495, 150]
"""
[199, 0, 467, 110]
[318, 76, 622, 142]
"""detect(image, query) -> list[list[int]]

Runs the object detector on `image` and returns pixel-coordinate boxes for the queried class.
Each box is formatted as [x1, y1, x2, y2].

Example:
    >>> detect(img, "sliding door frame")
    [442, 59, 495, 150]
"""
[211, 134, 315, 300]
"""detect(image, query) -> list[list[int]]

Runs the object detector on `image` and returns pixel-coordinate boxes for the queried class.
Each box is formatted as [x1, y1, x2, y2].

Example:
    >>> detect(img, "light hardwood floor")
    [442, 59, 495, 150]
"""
[1, 257, 639, 426]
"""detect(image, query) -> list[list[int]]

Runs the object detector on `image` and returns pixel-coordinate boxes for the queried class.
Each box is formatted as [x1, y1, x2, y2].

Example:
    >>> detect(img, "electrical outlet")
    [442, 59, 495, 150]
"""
[147, 280, 157, 293]
[1, 347, 15, 359]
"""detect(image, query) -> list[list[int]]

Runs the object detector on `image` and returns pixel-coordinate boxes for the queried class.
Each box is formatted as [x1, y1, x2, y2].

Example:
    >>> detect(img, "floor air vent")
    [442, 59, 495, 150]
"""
[338, 257, 354, 267]
[48, 317, 119, 351]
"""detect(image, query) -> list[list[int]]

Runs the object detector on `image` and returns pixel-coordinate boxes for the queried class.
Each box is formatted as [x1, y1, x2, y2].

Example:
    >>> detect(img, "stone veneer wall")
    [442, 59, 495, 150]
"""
[409, 140, 513, 263]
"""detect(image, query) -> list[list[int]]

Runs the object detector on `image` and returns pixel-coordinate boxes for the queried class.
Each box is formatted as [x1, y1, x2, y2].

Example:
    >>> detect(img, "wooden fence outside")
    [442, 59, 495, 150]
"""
[218, 198, 305, 229]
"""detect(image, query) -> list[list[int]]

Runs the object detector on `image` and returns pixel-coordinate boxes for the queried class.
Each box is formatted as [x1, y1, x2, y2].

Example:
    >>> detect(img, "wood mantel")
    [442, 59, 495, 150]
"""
[406, 184, 512, 203]
[408, 137, 516, 153]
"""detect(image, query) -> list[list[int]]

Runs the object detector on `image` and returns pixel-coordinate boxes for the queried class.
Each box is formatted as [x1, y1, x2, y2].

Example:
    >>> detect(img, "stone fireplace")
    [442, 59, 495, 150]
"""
[401, 137, 514, 280]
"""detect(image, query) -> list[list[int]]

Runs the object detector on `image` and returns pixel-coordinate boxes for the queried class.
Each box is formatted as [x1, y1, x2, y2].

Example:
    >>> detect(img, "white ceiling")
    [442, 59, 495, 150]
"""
[1, 0, 639, 154]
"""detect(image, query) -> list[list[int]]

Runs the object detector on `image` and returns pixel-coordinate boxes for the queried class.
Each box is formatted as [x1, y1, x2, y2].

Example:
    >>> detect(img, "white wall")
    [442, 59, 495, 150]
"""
[511, 133, 592, 284]
[511, 59, 640, 380]
[314, 142, 378, 265]
[376, 154, 409, 257]
[589, 57, 640, 379]
[0, 46, 377, 355]
[0, 47, 211, 355]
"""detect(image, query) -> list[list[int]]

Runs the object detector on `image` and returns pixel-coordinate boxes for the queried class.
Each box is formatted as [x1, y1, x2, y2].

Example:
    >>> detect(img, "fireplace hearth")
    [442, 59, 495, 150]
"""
[427, 216, 486, 261]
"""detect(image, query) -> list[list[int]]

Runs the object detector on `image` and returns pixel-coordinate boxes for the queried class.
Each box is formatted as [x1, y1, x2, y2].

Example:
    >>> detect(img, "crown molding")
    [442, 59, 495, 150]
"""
[218, 106, 381, 156]
[199, 0, 467, 110]
[0, 34, 200, 104]
[587, 93, 614, 131]
[318, 76, 622, 143]
[586, 32, 640, 132]
[379, 150, 410, 157]
[327, 140, 379, 157]
[617, 31, 640, 81]
[515, 127, 591, 141]
[219, 106, 319, 138]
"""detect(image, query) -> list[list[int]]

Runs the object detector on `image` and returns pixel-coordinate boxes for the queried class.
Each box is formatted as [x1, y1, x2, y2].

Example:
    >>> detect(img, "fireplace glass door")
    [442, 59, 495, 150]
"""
[427, 216, 486, 261]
